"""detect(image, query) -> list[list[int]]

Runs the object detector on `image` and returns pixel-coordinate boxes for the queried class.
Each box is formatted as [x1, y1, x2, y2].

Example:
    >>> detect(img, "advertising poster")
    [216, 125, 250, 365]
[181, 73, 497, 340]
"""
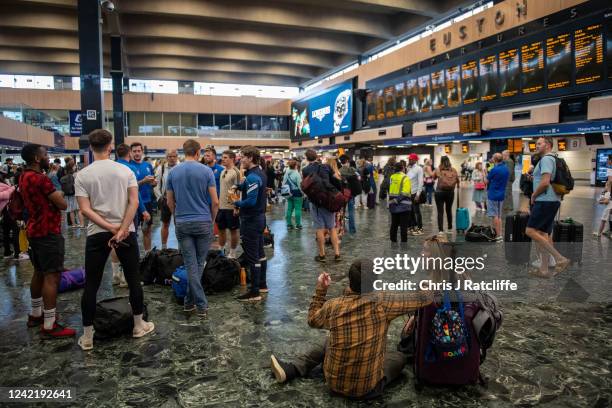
[69, 110, 82, 137]
[308, 80, 353, 137]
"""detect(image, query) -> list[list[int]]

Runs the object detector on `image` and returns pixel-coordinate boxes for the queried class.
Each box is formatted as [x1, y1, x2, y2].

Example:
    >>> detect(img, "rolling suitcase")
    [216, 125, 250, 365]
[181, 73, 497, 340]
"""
[455, 193, 470, 233]
[504, 211, 531, 265]
[552, 218, 583, 264]
[367, 192, 376, 209]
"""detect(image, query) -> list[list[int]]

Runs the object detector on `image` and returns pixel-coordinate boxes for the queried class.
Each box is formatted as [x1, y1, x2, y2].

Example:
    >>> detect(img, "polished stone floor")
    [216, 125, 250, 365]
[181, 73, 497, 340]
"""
[0, 185, 610, 407]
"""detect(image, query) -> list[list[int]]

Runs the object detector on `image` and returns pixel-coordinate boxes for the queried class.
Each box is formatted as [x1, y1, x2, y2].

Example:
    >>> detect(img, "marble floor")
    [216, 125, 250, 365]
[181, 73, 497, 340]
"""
[0, 185, 610, 407]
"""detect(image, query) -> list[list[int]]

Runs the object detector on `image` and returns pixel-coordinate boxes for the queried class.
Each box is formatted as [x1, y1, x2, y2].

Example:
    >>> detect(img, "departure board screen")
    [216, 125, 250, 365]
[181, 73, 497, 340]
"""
[418, 74, 431, 113]
[395, 82, 407, 117]
[459, 111, 481, 136]
[499, 48, 519, 97]
[384, 86, 395, 119]
[546, 33, 572, 90]
[575, 24, 604, 85]
[406, 78, 419, 115]
[430, 69, 446, 110]
[375, 89, 385, 121]
[461, 60, 478, 105]
[366, 92, 376, 122]
[521, 41, 545, 94]
[479, 54, 498, 101]
[446, 65, 460, 107]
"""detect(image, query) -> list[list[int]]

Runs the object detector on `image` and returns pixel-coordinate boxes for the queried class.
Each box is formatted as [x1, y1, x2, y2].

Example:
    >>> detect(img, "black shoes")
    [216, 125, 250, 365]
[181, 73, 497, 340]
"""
[314, 255, 326, 263]
[271, 354, 297, 383]
[237, 292, 262, 302]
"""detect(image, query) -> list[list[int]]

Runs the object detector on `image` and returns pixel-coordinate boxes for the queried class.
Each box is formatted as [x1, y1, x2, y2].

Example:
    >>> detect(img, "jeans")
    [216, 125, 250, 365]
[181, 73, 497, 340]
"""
[240, 214, 266, 295]
[424, 184, 434, 204]
[346, 197, 356, 233]
[285, 196, 303, 227]
[434, 190, 455, 231]
[176, 221, 213, 310]
[411, 195, 422, 229]
[82, 232, 143, 326]
[390, 211, 410, 242]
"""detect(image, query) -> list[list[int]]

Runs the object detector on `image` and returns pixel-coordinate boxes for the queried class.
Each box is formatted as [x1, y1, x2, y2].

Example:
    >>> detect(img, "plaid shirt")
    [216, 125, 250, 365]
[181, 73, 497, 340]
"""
[308, 287, 432, 398]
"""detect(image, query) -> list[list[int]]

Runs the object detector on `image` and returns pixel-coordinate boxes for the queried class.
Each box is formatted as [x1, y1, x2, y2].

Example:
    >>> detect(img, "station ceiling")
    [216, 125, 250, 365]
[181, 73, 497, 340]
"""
[0, 0, 467, 87]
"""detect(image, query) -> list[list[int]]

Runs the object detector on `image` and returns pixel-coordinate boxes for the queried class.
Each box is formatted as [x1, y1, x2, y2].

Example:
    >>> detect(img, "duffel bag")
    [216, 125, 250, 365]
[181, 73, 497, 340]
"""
[465, 225, 496, 242]
[202, 250, 240, 294]
[155, 248, 184, 285]
[58, 267, 86, 293]
[139, 248, 159, 285]
[93, 297, 148, 340]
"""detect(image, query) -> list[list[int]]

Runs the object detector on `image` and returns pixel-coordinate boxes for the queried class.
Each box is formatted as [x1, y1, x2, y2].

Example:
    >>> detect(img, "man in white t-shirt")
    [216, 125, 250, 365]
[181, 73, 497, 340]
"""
[74, 129, 155, 351]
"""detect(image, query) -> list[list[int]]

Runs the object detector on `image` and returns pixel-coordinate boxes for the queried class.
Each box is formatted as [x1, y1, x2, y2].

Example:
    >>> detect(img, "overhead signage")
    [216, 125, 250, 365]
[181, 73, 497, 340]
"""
[69, 110, 82, 136]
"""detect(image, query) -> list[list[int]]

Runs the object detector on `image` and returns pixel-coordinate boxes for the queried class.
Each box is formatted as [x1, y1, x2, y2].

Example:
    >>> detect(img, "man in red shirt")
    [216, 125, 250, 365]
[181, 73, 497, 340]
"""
[20, 144, 75, 338]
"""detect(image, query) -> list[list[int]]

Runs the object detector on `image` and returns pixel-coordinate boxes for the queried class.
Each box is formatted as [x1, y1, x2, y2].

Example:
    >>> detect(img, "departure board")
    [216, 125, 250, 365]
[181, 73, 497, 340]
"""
[446, 65, 461, 107]
[459, 111, 481, 136]
[375, 89, 385, 121]
[384, 86, 395, 119]
[521, 41, 544, 94]
[461, 60, 478, 105]
[395, 82, 407, 117]
[366, 92, 376, 122]
[546, 33, 572, 90]
[418, 74, 431, 113]
[479, 54, 498, 101]
[406, 78, 419, 115]
[431, 70, 446, 110]
[499, 48, 519, 97]
[575, 24, 604, 85]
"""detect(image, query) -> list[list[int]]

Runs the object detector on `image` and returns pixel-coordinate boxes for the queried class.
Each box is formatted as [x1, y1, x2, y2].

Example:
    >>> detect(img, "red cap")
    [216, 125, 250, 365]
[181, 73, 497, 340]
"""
[408, 153, 419, 161]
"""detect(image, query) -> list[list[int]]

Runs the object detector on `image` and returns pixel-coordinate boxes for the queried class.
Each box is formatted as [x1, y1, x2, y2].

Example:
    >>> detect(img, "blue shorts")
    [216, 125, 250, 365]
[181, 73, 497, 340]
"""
[527, 201, 560, 234]
[310, 203, 335, 230]
[486, 200, 503, 218]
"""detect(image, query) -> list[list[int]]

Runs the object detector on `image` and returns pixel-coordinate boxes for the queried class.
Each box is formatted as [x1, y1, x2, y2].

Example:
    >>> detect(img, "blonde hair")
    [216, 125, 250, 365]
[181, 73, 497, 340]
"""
[423, 235, 472, 284]
[327, 157, 341, 179]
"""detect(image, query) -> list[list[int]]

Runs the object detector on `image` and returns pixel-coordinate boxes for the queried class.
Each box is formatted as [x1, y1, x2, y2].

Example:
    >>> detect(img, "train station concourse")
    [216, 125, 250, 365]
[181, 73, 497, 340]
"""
[0, 0, 611, 406]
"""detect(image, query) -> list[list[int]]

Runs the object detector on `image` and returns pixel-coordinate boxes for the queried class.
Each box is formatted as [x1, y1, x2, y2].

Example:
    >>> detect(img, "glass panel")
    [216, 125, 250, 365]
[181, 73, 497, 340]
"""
[230, 115, 246, 131]
[164, 112, 180, 136]
[0, 74, 14, 88]
[277, 116, 289, 131]
[247, 115, 261, 130]
[198, 114, 215, 130]
[104, 111, 114, 133]
[128, 112, 146, 136]
[178, 81, 194, 94]
[146, 112, 163, 135]
[215, 114, 230, 130]
[180, 113, 197, 136]
[261, 116, 276, 131]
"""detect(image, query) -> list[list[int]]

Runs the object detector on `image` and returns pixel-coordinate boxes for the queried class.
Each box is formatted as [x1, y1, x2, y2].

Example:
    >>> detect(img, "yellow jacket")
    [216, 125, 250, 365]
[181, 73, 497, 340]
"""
[388, 172, 412, 197]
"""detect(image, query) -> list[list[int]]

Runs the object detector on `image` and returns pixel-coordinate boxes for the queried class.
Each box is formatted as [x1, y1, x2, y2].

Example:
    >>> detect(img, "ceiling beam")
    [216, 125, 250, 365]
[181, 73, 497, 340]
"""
[0, 5, 77, 32]
[333, 0, 443, 17]
[0, 29, 79, 50]
[119, 0, 394, 40]
[0, 61, 110, 77]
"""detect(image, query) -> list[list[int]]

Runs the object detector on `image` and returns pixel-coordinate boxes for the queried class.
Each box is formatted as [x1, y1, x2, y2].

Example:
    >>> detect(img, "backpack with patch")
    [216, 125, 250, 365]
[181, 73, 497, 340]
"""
[427, 291, 470, 362]
[59, 173, 75, 196]
[547, 154, 574, 196]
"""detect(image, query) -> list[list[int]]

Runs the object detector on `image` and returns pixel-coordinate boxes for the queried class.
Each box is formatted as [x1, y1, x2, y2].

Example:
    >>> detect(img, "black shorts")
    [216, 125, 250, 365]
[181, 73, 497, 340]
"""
[137, 201, 154, 228]
[28, 234, 64, 274]
[159, 198, 172, 224]
[527, 201, 560, 234]
[216, 209, 240, 230]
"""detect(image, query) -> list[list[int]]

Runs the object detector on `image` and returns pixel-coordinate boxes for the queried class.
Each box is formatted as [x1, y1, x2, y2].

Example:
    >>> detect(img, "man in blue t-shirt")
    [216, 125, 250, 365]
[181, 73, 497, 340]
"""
[525, 137, 570, 278]
[485, 153, 509, 241]
[203, 147, 224, 197]
[166, 139, 219, 317]
[130, 142, 156, 252]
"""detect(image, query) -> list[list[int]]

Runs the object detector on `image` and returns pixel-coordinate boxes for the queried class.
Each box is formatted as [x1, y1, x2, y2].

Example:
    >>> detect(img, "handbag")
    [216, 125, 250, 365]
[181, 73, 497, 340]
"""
[280, 184, 291, 197]
[474, 182, 486, 190]
[285, 173, 303, 198]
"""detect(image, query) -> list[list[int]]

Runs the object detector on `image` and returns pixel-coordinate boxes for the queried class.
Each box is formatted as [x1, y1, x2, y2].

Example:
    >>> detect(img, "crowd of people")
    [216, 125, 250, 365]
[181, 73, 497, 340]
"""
[1, 129, 610, 399]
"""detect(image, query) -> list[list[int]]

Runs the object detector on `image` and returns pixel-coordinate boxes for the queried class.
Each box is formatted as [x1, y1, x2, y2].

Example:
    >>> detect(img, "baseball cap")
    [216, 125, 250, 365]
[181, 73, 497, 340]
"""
[408, 153, 418, 161]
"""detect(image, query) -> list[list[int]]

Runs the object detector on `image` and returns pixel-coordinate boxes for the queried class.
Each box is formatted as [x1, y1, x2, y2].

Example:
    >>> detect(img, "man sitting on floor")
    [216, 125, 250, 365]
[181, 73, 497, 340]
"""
[269, 259, 432, 400]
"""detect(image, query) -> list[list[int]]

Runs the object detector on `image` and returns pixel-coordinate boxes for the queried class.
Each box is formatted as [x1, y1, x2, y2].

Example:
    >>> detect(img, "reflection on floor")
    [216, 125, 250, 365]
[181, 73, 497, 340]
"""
[0, 185, 610, 407]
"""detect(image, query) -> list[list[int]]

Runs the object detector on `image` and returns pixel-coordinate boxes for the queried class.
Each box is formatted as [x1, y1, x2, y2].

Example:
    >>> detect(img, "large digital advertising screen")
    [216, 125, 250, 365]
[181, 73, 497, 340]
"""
[290, 79, 353, 140]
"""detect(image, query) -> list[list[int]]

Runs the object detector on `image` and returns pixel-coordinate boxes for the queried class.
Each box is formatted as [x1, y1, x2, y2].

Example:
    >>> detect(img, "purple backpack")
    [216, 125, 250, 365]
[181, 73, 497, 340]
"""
[59, 267, 86, 293]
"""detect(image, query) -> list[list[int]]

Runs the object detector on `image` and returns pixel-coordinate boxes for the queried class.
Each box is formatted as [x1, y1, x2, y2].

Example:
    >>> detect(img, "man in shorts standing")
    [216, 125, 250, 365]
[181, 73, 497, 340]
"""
[485, 153, 509, 241]
[20, 144, 75, 338]
[525, 137, 570, 278]
[217, 150, 241, 258]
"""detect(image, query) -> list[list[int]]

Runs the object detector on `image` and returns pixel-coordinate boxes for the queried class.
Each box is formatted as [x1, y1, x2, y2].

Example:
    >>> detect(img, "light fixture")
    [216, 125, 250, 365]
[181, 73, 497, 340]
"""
[521, 137, 532, 141]
[468, 140, 482, 144]
[452, 140, 460, 144]
[426, 143, 438, 146]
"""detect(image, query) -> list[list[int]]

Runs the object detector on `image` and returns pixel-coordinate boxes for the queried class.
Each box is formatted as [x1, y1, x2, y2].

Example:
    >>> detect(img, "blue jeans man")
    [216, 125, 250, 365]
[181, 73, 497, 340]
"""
[175, 221, 213, 311]
[346, 198, 356, 234]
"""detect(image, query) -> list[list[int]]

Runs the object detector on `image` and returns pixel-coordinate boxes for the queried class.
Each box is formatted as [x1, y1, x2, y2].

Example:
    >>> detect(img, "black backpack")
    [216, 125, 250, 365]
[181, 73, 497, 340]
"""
[465, 225, 496, 242]
[547, 154, 574, 196]
[93, 297, 148, 340]
[59, 173, 75, 196]
[139, 248, 184, 285]
[202, 250, 240, 293]
[360, 168, 371, 194]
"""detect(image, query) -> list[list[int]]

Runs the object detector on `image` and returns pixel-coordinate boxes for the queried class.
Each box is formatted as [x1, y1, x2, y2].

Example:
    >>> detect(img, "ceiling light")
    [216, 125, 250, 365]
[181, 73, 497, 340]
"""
[521, 138, 532, 141]
[468, 140, 482, 144]
[452, 141, 460, 144]
[426, 143, 438, 146]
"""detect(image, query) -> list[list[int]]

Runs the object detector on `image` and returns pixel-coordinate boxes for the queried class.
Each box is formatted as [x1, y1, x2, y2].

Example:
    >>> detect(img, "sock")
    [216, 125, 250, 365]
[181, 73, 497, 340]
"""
[111, 262, 120, 277]
[83, 325, 94, 339]
[31, 297, 42, 317]
[133, 314, 144, 328]
[229, 246, 237, 258]
[43, 308, 56, 330]
[161, 243, 167, 250]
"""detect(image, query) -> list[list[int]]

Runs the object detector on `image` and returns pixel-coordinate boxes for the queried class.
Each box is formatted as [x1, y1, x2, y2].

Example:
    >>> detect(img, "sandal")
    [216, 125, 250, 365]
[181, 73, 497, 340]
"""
[528, 267, 551, 279]
[132, 321, 155, 338]
[553, 258, 571, 276]
[78, 335, 94, 351]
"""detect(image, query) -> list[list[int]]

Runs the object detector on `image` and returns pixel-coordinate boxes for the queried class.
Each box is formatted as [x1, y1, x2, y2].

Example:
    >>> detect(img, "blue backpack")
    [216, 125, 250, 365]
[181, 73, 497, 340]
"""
[426, 291, 470, 362]
[172, 266, 188, 304]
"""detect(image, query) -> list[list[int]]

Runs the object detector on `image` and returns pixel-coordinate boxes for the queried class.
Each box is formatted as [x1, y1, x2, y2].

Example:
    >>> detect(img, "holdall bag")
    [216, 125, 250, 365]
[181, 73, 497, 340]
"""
[93, 297, 148, 340]
[504, 212, 531, 265]
[465, 225, 496, 242]
[58, 267, 86, 293]
[172, 266, 188, 304]
[202, 250, 240, 293]
[553, 218, 583, 264]
[139, 248, 159, 285]
[155, 248, 184, 285]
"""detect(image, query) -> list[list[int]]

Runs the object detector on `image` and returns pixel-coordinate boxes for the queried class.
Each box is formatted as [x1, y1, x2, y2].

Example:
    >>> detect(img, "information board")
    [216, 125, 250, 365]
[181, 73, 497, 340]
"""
[461, 60, 478, 105]
[459, 111, 481, 136]
[376, 89, 385, 121]
[395, 82, 407, 117]
[575, 24, 604, 85]
[521, 41, 545, 94]
[384, 86, 396, 119]
[479, 54, 498, 101]
[367, 92, 376, 122]
[499, 48, 519, 98]
[445, 65, 461, 107]
[406, 78, 419, 115]
[546, 33, 572, 90]
[418, 74, 431, 113]
[431, 70, 446, 110]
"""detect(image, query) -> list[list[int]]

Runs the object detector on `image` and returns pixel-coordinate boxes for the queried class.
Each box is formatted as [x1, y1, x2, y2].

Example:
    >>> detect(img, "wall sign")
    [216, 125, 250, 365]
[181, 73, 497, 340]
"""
[69, 110, 82, 137]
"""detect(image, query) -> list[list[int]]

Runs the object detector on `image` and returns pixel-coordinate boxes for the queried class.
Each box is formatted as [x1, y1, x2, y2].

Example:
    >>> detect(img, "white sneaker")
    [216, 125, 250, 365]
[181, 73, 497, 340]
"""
[592, 231, 601, 238]
[133, 321, 155, 338]
[78, 334, 94, 351]
[118, 265, 128, 287]
[18, 253, 29, 261]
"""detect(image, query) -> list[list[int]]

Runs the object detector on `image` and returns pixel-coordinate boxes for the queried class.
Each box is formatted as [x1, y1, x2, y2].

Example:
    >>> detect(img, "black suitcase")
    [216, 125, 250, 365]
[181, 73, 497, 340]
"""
[552, 219, 583, 264]
[504, 212, 531, 265]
